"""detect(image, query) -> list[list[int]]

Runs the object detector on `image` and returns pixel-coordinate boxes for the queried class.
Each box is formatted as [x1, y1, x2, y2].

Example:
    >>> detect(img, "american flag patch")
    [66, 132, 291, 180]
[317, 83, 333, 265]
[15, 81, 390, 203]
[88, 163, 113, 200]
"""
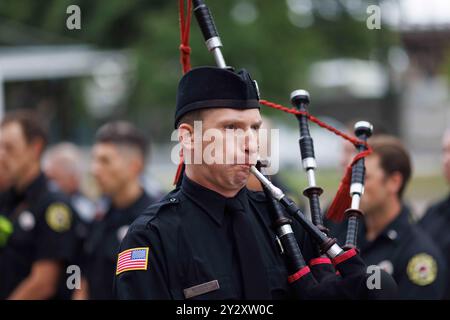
[116, 247, 149, 275]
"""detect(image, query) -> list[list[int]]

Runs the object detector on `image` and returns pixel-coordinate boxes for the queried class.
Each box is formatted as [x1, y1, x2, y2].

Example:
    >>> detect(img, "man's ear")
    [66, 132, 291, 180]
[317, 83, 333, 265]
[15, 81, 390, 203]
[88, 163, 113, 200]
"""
[178, 123, 195, 150]
[387, 171, 403, 196]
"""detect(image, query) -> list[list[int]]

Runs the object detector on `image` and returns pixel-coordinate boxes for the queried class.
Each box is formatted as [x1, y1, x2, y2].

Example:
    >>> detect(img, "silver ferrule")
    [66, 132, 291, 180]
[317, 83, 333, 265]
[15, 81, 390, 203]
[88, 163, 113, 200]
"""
[206, 37, 226, 69]
[250, 166, 285, 200]
[326, 243, 344, 259]
[206, 36, 222, 51]
[302, 157, 316, 170]
[306, 169, 317, 187]
[278, 224, 294, 238]
[351, 194, 361, 210]
[350, 182, 364, 196]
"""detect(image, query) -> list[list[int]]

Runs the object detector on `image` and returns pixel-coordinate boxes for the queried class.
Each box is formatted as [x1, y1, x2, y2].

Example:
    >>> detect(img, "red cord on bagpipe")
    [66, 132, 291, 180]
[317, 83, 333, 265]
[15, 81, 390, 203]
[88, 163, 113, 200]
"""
[173, 0, 193, 185]
[179, 0, 192, 74]
[175, 0, 371, 222]
[259, 99, 373, 222]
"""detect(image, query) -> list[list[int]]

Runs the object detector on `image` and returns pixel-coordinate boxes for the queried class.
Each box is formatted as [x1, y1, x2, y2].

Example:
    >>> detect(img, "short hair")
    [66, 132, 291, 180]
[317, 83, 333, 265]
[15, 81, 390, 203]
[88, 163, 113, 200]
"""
[95, 121, 148, 158]
[369, 135, 412, 199]
[0, 109, 48, 150]
[177, 109, 204, 128]
[44, 142, 83, 177]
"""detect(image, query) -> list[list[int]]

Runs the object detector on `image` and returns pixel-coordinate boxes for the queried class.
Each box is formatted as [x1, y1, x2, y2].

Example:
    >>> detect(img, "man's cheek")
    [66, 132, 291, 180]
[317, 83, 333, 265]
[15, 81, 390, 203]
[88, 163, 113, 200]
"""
[223, 137, 235, 161]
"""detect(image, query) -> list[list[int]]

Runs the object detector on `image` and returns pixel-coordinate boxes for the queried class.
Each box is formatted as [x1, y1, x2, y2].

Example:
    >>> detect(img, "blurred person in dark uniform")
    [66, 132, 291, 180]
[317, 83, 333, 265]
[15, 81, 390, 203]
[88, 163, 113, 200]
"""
[418, 129, 450, 299]
[0, 162, 12, 192]
[77, 121, 154, 300]
[331, 135, 447, 299]
[43, 142, 97, 299]
[0, 110, 76, 299]
[44, 142, 96, 225]
[0, 158, 13, 208]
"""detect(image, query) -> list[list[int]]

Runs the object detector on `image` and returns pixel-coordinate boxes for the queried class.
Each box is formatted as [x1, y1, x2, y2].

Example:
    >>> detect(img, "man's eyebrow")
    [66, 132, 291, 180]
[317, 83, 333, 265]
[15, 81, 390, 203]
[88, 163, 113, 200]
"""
[217, 118, 243, 125]
[216, 118, 263, 127]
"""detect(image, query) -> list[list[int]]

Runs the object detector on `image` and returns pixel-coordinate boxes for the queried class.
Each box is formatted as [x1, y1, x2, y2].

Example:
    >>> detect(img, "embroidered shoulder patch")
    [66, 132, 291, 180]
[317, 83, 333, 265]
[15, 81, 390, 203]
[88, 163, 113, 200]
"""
[46, 203, 72, 232]
[116, 247, 149, 275]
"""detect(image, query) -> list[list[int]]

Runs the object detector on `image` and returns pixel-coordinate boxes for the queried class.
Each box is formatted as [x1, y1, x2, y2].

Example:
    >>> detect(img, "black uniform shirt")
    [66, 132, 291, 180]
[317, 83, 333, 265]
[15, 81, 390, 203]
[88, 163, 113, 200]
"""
[114, 176, 312, 300]
[83, 191, 153, 299]
[0, 173, 76, 299]
[355, 206, 447, 300]
[418, 194, 450, 299]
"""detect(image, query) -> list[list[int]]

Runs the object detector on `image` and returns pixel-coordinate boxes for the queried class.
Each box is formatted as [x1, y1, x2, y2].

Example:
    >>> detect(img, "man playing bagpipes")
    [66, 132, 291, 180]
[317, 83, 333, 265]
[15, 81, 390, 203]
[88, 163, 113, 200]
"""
[114, 0, 398, 300]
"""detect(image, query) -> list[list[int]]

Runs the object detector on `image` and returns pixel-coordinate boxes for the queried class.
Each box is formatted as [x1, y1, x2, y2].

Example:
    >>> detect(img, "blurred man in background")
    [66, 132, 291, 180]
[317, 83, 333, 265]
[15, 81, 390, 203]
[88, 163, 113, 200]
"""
[0, 164, 12, 193]
[418, 129, 450, 299]
[0, 160, 12, 208]
[44, 143, 83, 195]
[43, 142, 97, 295]
[334, 135, 446, 299]
[0, 110, 76, 299]
[77, 121, 155, 300]
[44, 142, 96, 226]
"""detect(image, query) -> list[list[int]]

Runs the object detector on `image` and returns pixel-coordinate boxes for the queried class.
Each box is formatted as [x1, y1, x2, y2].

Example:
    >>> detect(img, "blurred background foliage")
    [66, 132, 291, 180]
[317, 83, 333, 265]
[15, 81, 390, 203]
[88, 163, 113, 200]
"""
[2, 0, 450, 212]
[0, 0, 398, 141]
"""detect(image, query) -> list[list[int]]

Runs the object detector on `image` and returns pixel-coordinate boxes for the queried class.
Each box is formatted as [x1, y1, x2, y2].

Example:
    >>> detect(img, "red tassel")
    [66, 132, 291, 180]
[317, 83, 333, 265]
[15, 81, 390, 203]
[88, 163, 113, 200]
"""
[173, 154, 185, 186]
[326, 149, 372, 222]
[326, 165, 352, 222]
[179, 0, 192, 74]
[175, 0, 191, 185]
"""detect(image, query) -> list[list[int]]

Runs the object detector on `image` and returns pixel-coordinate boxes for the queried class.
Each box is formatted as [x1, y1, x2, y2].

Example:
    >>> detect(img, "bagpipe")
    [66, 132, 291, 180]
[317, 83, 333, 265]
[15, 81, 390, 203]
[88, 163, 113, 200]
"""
[179, 0, 397, 299]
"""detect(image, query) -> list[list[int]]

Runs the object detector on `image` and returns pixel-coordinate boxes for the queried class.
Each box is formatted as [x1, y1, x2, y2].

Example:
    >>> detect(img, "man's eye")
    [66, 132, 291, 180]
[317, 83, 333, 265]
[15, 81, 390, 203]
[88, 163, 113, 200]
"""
[224, 124, 236, 130]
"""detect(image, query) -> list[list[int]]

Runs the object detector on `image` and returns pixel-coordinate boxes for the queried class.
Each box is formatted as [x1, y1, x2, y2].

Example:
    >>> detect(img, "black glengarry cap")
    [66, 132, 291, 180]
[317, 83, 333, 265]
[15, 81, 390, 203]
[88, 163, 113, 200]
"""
[174, 66, 260, 128]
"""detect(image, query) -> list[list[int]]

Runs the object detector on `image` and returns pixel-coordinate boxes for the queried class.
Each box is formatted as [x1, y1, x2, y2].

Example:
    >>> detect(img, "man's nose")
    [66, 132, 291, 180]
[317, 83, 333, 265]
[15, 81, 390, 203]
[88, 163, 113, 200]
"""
[244, 129, 258, 154]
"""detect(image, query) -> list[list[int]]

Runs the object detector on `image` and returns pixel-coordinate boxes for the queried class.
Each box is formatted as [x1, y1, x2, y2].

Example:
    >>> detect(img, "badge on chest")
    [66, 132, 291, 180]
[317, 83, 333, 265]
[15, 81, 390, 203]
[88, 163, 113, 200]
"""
[18, 211, 36, 231]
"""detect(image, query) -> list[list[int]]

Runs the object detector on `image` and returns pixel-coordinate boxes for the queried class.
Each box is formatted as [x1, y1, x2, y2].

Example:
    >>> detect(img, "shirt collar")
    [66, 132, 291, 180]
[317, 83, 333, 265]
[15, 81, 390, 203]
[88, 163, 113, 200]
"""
[110, 190, 150, 214]
[378, 206, 412, 242]
[10, 172, 47, 204]
[360, 205, 412, 248]
[181, 175, 247, 226]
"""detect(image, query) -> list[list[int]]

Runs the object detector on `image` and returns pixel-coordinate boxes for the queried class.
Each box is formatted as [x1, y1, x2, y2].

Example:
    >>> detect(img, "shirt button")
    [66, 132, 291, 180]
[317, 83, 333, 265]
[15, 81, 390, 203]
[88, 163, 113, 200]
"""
[387, 230, 398, 240]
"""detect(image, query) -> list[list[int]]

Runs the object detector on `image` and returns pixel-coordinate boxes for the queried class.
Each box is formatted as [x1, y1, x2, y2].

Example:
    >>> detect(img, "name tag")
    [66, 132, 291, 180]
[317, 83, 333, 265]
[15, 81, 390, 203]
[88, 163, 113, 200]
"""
[183, 280, 220, 299]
